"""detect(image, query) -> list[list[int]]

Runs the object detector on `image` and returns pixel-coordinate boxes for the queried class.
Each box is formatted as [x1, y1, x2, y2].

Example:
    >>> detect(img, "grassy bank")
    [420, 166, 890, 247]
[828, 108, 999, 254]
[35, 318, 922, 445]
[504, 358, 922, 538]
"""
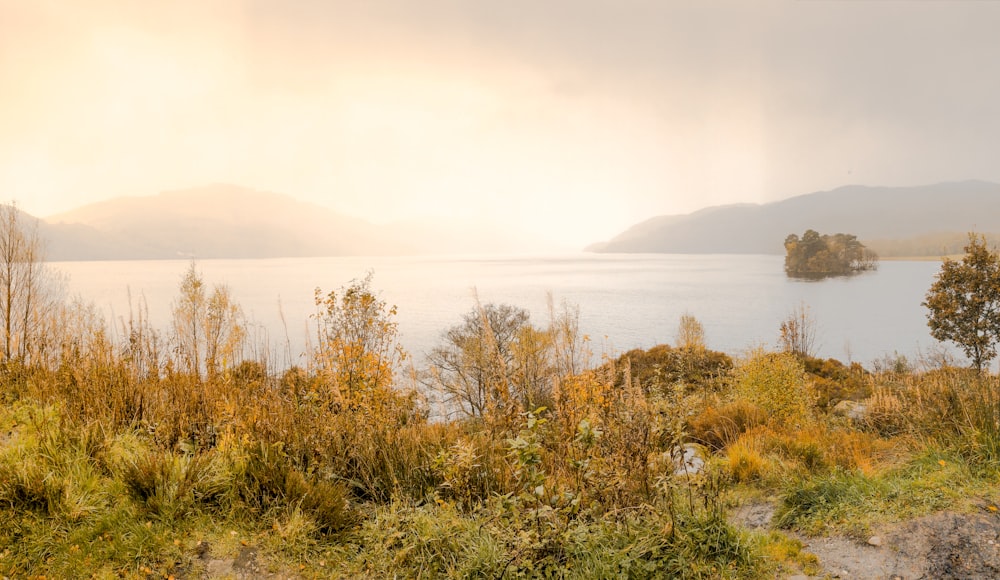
[3, 274, 1000, 578]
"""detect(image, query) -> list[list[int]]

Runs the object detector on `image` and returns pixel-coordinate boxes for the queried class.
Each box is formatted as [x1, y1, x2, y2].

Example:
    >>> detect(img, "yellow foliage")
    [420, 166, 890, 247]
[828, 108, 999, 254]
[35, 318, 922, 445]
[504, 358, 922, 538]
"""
[733, 349, 815, 425]
[864, 386, 907, 436]
[726, 430, 770, 483]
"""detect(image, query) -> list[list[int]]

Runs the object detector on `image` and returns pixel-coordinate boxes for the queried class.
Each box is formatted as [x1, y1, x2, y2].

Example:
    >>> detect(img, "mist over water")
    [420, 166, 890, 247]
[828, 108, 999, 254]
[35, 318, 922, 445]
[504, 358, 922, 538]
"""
[52, 254, 952, 368]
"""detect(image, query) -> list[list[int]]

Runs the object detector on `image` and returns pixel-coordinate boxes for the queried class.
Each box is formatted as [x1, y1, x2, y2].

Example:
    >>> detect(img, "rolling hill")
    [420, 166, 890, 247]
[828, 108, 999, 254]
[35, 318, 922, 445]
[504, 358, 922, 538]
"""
[588, 181, 1000, 256]
[39, 185, 546, 260]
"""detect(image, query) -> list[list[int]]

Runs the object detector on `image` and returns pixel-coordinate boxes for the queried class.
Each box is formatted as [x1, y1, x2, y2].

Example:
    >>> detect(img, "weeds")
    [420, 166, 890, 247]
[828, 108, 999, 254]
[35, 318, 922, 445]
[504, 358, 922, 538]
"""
[5, 267, 1000, 576]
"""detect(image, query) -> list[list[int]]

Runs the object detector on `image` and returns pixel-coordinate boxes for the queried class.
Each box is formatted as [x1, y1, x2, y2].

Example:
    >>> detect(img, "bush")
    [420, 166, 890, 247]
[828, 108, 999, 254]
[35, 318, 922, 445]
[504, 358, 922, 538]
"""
[235, 442, 359, 535]
[616, 344, 733, 394]
[800, 356, 868, 410]
[688, 400, 766, 451]
[732, 350, 814, 425]
[725, 430, 771, 483]
[122, 451, 224, 522]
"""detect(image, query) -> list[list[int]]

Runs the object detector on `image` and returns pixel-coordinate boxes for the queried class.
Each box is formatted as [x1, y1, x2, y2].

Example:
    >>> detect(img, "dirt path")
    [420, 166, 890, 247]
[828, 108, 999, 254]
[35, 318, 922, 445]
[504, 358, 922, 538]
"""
[732, 501, 1000, 579]
[184, 544, 303, 579]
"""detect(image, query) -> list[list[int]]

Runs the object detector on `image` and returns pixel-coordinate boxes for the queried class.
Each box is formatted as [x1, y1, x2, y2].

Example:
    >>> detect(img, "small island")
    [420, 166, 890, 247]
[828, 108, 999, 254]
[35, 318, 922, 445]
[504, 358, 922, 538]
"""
[784, 229, 879, 278]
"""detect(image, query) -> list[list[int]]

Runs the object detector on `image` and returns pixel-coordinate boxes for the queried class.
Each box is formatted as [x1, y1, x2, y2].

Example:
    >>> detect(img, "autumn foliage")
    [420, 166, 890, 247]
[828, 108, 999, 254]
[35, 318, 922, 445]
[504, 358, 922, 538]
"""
[923, 233, 1000, 372]
[5, 225, 1000, 576]
[784, 229, 878, 277]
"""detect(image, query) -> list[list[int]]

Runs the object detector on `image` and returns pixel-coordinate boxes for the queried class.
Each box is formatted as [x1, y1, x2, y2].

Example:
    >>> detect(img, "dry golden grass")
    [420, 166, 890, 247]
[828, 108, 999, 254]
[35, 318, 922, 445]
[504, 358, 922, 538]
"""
[6, 267, 1000, 578]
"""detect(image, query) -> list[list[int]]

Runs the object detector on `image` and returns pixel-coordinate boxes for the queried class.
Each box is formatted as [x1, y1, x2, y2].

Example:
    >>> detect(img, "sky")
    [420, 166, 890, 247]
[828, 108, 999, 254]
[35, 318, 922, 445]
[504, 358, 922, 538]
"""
[2, 0, 1000, 248]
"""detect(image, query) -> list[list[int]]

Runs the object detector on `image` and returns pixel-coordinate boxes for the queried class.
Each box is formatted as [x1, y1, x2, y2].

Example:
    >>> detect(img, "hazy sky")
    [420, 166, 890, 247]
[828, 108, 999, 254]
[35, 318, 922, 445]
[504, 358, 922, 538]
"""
[2, 1, 999, 246]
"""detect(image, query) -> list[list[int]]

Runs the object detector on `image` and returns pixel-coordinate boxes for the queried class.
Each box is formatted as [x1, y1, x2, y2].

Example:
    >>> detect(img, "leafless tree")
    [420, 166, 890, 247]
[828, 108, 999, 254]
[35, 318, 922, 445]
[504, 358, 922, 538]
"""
[425, 300, 555, 419]
[676, 311, 706, 351]
[548, 293, 588, 377]
[779, 302, 817, 358]
[0, 203, 62, 363]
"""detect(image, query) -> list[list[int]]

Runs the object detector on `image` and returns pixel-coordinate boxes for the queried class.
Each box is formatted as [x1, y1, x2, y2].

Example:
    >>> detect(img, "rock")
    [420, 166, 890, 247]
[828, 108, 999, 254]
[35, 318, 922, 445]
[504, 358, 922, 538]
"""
[233, 546, 259, 573]
[803, 511, 1000, 579]
[832, 400, 867, 421]
[868, 535, 883, 547]
[672, 443, 706, 476]
[730, 500, 776, 530]
[194, 540, 211, 558]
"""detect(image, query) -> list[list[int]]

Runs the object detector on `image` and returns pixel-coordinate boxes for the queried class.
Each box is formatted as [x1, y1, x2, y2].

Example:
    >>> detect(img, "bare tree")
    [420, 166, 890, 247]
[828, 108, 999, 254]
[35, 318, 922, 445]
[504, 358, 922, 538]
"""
[676, 311, 706, 351]
[424, 301, 556, 419]
[0, 203, 61, 363]
[779, 302, 817, 358]
[548, 293, 588, 377]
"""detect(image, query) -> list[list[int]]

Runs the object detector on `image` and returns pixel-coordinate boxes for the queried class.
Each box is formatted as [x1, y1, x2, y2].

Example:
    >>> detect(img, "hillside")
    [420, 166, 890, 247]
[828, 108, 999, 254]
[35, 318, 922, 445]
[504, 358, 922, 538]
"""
[589, 181, 1000, 255]
[41, 185, 546, 260]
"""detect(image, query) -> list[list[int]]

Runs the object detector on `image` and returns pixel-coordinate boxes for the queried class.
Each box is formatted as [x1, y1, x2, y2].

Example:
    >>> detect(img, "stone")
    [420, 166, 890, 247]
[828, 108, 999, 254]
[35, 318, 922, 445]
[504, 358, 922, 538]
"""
[672, 443, 706, 476]
[867, 535, 883, 547]
[832, 400, 867, 421]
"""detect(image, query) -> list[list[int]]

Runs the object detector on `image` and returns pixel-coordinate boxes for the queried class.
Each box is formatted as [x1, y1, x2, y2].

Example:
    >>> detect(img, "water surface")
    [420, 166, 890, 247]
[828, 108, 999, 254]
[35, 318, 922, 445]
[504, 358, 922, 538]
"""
[51, 254, 951, 368]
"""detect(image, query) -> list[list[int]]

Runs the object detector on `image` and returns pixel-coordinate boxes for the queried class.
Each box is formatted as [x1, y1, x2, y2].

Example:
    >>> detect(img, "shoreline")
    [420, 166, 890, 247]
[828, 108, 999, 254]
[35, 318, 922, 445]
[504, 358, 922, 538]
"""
[879, 255, 961, 262]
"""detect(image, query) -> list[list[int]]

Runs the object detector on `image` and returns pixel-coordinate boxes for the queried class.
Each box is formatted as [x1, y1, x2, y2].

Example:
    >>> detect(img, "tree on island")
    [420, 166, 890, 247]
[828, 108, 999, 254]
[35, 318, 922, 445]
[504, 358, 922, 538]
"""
[923, 233, 1000, 373]
[783, 229, 878, 277]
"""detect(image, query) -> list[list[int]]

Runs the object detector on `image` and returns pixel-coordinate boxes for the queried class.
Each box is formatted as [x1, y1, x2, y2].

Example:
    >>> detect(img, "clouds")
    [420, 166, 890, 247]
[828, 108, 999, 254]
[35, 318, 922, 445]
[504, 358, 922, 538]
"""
[2, 0, 999, 247]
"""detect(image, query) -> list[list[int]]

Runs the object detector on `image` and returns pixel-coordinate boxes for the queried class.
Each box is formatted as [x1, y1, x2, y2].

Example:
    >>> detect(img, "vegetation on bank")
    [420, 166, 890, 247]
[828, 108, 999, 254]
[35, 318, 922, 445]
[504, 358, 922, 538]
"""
[923, 233, 1000, 372]
[2, 205, 1000, 578]
[783, 230, 878, 278]
[866, 231, 1000, 259]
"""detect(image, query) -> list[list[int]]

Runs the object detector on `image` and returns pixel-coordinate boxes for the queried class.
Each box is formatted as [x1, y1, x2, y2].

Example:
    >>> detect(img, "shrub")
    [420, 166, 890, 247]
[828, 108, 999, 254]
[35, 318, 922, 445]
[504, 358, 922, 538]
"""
[726, 430, 771, 483]
[800, 356, 868, 410]
[732, 349, 814, 425]
[688, 400, 766, 451]
[122, 450, 226, 522]
[234, 441, 358, 535]
[616, 344, 733, 395]
[433, 436, 507, 511]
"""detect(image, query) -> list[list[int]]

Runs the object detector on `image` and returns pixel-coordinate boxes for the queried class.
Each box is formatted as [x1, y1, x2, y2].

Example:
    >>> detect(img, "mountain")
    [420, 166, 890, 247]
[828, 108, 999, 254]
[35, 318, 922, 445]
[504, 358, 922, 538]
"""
[589, 181, 1000, 255]
[41, 184, 545, 261]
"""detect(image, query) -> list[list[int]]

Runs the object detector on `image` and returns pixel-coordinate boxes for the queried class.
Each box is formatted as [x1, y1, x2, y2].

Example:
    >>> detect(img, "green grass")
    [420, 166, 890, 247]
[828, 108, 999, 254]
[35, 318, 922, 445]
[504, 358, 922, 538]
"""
[773, 448, 987, 538]
[338, 501, 769, 579]
[0, 395, 772, 578]
[7, 278, 1000, 578]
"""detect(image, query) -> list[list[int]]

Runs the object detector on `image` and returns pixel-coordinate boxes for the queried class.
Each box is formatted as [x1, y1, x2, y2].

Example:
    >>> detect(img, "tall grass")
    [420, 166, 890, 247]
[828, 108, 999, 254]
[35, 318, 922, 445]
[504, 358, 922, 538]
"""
[0, 274, 774, 577]
[21, 270, 1000, 576]
[872, 369, 1000, 469]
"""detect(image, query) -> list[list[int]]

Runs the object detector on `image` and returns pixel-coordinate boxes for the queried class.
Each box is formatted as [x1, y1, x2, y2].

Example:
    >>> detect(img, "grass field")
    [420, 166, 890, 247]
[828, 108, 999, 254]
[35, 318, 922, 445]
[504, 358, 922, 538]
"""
[2, 272, 999, 578]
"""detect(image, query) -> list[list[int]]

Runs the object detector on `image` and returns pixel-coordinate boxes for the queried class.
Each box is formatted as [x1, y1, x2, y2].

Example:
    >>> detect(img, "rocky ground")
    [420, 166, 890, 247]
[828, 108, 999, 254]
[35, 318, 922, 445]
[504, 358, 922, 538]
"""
[733, 501, 1000, 579]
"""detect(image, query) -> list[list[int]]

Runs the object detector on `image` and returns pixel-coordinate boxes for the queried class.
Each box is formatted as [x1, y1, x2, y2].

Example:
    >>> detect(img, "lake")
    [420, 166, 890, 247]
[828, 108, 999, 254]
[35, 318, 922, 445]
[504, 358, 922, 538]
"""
[50, 254, 954, 369]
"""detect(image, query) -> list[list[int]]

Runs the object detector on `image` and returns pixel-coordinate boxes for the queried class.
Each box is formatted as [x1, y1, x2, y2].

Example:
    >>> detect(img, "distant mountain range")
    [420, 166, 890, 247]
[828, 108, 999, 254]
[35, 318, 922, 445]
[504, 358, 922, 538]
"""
[37, 185, 548, 261]
[588, 181, 1000, 256]
[29, 181, 1000, 261]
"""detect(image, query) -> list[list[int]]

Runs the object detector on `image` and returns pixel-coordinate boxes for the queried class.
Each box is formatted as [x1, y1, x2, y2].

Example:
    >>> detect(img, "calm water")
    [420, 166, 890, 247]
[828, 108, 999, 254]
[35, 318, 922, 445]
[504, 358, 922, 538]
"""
[50, 254, 953, 368]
